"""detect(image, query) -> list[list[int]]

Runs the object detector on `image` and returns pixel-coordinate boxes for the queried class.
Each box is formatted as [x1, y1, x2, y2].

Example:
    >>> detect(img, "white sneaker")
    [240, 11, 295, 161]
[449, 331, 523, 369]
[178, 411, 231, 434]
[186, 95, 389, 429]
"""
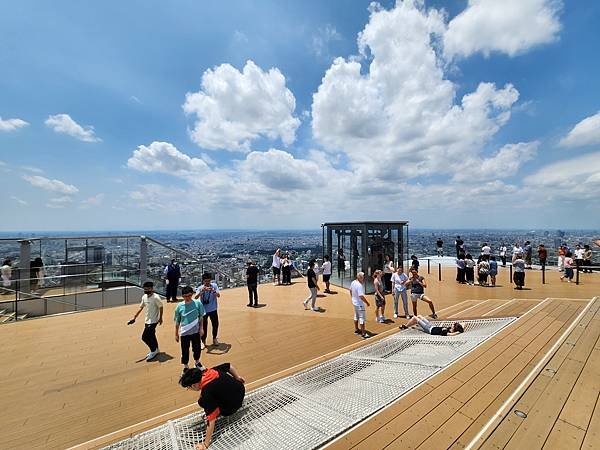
[311, 307, 319, 312]
[381, 316, 387, 322]
[195, 362, 205, 370]
[200, 340, 206, 350]
[146, 350, 158, 361]
[393, 313, 398, 319]
[303, 299, 309, 310]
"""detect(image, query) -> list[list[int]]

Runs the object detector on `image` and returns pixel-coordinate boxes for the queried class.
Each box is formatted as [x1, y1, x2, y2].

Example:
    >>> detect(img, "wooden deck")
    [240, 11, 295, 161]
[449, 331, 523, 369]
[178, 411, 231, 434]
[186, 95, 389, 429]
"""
[0, 266, 598, 449]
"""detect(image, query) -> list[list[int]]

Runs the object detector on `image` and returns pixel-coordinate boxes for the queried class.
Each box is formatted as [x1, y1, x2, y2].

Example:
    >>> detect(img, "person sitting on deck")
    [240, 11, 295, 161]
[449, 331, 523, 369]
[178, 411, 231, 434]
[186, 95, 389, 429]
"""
[180, 364, 246, 450]
[399, 315, 464, 336]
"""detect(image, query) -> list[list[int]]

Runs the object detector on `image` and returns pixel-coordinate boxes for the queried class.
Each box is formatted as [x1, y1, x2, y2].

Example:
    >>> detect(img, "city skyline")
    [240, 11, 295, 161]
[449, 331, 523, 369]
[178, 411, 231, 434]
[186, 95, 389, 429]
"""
[2, 1, 600, 231]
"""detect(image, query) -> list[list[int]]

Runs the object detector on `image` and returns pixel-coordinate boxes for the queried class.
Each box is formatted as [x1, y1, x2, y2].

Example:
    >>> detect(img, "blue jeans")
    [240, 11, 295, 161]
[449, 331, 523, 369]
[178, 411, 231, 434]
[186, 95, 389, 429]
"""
[393, 290, 408, 316]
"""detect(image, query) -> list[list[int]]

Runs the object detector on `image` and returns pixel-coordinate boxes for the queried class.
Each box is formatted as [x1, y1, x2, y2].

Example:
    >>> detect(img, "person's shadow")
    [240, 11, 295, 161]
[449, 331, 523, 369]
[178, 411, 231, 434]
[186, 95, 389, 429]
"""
[135, 352, 174, 363]
[207, 342, 232, 355]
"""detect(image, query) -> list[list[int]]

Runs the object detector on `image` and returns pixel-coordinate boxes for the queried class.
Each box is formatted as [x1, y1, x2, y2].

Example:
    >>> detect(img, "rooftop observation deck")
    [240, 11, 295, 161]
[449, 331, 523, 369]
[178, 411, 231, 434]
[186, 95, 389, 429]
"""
[1, 265, 599, 450]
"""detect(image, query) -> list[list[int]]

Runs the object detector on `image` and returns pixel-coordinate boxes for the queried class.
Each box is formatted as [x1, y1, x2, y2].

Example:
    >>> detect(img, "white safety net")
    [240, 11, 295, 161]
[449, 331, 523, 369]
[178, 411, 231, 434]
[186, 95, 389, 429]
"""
[104, 317, 515, 450]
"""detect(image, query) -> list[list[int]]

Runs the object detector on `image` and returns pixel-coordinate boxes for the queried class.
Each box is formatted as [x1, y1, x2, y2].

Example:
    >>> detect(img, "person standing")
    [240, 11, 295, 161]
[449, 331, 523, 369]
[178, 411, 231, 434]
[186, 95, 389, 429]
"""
[129, 281, 163, 361]
[164, 259, 181, 303]
[337, 248, 346, 277]
[481, 243, 491, 257]
[195, 273, 221, 348]
[455, 236, 464, 258]
[574, 244, 585, 272]
[1, 259, 12, 292]
[302, 259, 319, 312]
[513, 254, 526, 289]
[456, 255, 466, 284]
[524, 241, 533, 269]
[408, 268, 437, 318]
[322, 255, 332, 293]
[281, 253, 292, 285]
[499, 244, 507, 267]
[538, 244, 548, 271]
[30, 257, 44, 292]
[583, 245, 593, 273]
[561, 252, 575, 282]
[245, 260, 259, 307]
[512, 243, 523, 264]
[477, 255, 490, 287]
[464, 254, 476, 286]
[175, 286, 205, 374]
[391, 266, 409, 319]
[383, 255, 394, 293]
[489, 256, 498, 287]
[373, 270, 386, 323]
[350, 272, 371, 339]
[271, 249, 282, 285]
[557, 245, 566, 272]
[436, 238, 444, 257]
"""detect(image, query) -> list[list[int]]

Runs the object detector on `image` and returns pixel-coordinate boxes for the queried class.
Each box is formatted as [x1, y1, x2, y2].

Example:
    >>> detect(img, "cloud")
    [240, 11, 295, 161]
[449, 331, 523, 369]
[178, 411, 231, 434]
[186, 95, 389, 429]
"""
[0, 117, 29, 132]
[525, 152, 600, 200]
[444, 0, 562, 59]
[45, 114, 101, 142]
[127, 141, 209, 178]
[559, 111, 600, 148]
[453, 141, 539, 182]
[183, 60, 301, 152]
[20, 165, 44, 174]
[312, 1, 520, 183]
[23, 175, 79, 194]
[81, 193, 105, 207]
[47, 196, 74, 209]
[312, 24, 342, 58]
[10, 196, 28, 206]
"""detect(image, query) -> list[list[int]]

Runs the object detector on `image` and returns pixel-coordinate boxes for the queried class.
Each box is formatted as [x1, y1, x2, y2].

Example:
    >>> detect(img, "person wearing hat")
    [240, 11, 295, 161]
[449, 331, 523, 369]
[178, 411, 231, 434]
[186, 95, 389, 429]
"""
[180, 364, 246, 450]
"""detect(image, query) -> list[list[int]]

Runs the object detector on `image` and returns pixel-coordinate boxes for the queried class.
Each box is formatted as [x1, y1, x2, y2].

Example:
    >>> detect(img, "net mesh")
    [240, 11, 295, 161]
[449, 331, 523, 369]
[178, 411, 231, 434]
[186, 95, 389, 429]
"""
[104, 317, 515, 450]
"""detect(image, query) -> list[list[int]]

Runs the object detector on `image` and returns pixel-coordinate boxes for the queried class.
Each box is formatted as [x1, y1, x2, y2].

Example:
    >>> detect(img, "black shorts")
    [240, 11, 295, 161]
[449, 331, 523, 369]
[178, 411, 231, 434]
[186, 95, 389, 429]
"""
[323, 274, 331, 282]
[272, 267, 280, 275]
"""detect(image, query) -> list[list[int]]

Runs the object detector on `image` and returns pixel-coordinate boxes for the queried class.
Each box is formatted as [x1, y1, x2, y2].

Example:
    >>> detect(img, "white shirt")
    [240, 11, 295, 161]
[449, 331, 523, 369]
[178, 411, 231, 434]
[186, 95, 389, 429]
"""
[383, 261, 394, 274]
[322, 261, 332, 275]
[272, 254, 281, 269]
[391, 272, 408, 292]
[350, 279, 365, 307]
[499, 246, 507, 256]
[575, 249, 585, 259]
[140, 293, 163, 324]
[481, 245, 491, 255]
[512, 246, 523, 255]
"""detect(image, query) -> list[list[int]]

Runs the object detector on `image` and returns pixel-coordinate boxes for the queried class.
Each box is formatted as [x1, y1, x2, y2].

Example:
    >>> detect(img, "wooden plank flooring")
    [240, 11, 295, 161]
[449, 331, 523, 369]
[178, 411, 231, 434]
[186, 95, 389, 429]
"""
[0, 267, 598, 449]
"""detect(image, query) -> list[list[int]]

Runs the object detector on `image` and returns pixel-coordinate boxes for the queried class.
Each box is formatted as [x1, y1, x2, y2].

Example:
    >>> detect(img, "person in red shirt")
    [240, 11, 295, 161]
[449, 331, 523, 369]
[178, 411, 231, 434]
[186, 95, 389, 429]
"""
[180, 363, 246, 449]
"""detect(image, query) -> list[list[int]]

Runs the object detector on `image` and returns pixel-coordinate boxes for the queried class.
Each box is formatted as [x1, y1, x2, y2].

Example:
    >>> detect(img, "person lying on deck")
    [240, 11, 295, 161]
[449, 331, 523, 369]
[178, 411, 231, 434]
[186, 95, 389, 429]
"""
[399, 315, 464, 336]
[180, 363, 246, 450]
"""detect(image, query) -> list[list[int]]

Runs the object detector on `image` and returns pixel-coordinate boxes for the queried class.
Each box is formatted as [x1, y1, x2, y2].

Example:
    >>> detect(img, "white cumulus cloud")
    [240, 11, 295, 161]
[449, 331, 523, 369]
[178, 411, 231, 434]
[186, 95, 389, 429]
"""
[127, 141, 209, 178]
[444, 0, 562, 59]
[0, 117, 29, 132]
[23, 175, 79, 194]
[183, 60, 301, 152]
[81, 193, 105, 207]
[559, 112, 600, 148]
[11, 196, 28, 206]
[312, 1, 520, 182]
[45, 113, 101, 142]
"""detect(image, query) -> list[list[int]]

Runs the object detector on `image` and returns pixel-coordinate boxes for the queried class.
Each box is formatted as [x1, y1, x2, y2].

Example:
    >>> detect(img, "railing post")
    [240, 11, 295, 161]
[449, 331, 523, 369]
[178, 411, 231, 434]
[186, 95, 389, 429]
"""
[124, 269, 128, 304]
[427, 259, 430, 274]
[139, 236, 148, 284]
[438, 263, 442, 281]
[542, 265, 545, 284]
[101, 263, 105, 308]
[576, 266, 580, 285]
[19, 240, 31, 295]
[14, 278, 19, 321]
[509, 265, 513, 284]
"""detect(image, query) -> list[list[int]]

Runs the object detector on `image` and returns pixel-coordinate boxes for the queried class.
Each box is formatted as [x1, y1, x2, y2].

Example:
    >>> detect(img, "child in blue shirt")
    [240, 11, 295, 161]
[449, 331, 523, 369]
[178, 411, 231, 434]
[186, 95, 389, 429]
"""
[195, 272, 221, 348]
[174, 285, 206, 374]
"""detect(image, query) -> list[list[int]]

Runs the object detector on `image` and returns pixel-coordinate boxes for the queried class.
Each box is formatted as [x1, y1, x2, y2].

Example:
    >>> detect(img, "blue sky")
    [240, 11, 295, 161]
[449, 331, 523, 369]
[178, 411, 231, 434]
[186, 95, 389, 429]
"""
[1, 0, 600, 231]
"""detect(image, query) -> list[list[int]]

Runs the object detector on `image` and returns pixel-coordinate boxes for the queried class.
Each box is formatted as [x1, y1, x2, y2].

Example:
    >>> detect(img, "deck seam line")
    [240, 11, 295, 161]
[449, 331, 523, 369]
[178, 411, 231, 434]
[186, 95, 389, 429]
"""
[464, 296, 598, 450]
[482, 299, 518, 317]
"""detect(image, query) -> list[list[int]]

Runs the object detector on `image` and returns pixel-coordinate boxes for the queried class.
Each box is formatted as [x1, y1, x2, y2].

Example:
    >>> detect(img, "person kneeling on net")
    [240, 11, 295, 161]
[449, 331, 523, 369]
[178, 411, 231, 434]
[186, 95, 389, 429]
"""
[179, 363, 246, 450]
[400, 315, 464, 336]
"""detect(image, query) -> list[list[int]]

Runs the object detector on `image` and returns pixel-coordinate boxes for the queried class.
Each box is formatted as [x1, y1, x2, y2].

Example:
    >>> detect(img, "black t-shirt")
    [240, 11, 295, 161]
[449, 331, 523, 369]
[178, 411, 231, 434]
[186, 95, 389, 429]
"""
[411, 259, 420, 269]
[198, 363, 245, 419]
[307, 268, 317, 288]
[431, 326, 449, 336]
[246, 266, 259, 284]
[410, 276, 425, 294]
[455, 239, 463, 248]
[436, 240, 443, 247]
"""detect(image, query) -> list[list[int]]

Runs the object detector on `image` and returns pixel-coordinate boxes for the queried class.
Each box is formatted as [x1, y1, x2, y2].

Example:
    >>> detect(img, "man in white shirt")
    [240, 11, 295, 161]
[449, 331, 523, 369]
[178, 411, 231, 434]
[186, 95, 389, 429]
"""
[322, 255, 332, 293]
[481, 243, 491, 256]
[350, 272, 372, 339]
[129, 281, 164, 361]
